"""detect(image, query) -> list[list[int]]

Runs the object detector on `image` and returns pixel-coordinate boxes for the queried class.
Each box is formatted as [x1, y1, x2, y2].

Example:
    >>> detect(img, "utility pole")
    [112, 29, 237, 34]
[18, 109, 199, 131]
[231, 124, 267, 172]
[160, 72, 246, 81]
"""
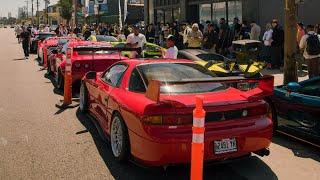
[283, 0, 298, 84]
[73, 0, 78, 27]
[36, 0, 39, 26]
[45, 0, 49, 25]
[31, 0, 34, 25]
[25, 0, 29, 19]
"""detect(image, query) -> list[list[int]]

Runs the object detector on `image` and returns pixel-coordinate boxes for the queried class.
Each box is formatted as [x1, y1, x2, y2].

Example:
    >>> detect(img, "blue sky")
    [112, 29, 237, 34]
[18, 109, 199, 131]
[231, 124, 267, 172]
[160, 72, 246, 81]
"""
[0, 0, 58, 18]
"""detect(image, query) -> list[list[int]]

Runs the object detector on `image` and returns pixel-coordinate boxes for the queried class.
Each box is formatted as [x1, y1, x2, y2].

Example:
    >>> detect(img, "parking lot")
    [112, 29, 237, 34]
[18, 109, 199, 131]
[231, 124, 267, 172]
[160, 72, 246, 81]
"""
[0, 28, 319, 180]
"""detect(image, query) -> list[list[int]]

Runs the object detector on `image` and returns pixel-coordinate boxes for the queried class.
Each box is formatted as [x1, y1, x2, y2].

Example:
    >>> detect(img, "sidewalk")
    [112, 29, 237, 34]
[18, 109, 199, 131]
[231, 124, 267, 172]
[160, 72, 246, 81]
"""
[262, 69, 308, 86]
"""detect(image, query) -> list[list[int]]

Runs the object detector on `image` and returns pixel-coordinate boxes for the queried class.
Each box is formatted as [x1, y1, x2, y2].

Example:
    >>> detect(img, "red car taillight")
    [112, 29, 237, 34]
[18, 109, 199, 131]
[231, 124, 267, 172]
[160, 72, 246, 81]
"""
[247, 104, 268, 117]
[142, 115, 193, 125]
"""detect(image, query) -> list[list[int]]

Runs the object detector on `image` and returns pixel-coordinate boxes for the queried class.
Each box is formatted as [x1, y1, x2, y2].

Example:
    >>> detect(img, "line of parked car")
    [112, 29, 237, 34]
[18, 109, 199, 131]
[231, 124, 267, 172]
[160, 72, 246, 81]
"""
[32, 33, 319, 167]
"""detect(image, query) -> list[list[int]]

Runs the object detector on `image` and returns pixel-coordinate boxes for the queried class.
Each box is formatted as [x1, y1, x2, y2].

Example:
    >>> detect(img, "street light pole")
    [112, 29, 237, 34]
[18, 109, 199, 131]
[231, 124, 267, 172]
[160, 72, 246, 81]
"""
[283, 0, 298, 84]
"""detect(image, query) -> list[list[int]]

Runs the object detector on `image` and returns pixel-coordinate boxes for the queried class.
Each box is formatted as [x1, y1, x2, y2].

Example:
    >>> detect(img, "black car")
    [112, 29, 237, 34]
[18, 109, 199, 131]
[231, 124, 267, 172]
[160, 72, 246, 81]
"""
[30, 32, 56, 53]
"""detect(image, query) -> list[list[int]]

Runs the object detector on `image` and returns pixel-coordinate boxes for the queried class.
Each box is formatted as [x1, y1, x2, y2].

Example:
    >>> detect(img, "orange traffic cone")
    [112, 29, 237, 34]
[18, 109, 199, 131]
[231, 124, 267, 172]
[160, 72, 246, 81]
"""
[191, 96, 206, 180]
[56, 47, 77, 109]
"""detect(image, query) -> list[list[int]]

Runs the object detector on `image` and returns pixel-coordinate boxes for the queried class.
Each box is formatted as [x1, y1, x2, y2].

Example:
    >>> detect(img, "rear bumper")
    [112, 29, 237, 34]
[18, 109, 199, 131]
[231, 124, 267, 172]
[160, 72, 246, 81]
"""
[129, 117, 273, 166]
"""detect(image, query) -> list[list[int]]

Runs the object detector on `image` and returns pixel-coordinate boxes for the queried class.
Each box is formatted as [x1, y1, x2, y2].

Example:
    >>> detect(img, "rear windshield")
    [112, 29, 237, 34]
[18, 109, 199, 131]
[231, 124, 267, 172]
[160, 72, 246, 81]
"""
[196, 54, 225, 62]
[137, 63, 225, 94]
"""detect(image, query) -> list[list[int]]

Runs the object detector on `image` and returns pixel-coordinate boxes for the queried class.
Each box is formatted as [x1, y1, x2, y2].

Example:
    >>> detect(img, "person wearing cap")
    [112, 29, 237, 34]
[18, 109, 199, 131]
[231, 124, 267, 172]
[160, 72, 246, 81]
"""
[162, 35, 178, 59]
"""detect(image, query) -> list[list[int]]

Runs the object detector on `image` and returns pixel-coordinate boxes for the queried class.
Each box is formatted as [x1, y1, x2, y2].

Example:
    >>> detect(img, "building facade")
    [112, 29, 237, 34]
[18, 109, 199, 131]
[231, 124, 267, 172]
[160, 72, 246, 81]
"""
[145, 0, 320, 26]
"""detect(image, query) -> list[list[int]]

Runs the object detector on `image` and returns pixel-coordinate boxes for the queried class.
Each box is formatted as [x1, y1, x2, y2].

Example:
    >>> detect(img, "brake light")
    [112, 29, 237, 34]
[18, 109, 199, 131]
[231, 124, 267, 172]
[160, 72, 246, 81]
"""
[142, 115, 193, 125]
[248, 104, 268, 117]
[163, 115, 193, 125]
[142, 116, 162, 125]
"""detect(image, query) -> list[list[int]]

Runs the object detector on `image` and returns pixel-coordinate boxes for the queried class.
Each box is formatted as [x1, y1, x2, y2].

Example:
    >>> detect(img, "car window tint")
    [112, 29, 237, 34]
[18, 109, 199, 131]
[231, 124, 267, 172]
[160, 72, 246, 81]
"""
[137, 63, 225, 94]
[129, 68, 146, 93]
[196, 54, 225, 62]
[103, 64, 127, 87]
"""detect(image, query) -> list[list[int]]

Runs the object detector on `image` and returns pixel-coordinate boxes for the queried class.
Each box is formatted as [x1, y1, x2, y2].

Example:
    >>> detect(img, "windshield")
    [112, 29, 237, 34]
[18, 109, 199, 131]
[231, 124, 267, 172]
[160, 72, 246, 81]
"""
[96, 35, 118, 42]
[196, 53, 225, 62]
[137, 63, 225, 94]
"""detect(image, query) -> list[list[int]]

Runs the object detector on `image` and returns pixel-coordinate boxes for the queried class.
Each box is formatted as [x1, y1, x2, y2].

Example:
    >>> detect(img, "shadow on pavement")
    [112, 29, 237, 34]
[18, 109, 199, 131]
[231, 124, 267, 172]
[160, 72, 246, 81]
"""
[76, 108, 278, 180]
[272, 134, 320, 163]
[13, 58, 26, 61]
[44, 73, 80, 98]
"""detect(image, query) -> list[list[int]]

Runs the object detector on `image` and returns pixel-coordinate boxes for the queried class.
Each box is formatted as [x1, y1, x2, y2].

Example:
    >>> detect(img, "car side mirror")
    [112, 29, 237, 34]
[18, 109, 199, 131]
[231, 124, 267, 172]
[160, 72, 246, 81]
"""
[286, 82, 301, 92]
[86, 71, 97, 80]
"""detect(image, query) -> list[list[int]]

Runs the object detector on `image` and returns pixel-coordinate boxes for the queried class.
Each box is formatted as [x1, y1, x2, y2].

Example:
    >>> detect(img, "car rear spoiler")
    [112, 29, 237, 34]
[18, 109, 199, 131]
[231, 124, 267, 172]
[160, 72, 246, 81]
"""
[73, 46, 141, 52]
[145, 75, 274, 102]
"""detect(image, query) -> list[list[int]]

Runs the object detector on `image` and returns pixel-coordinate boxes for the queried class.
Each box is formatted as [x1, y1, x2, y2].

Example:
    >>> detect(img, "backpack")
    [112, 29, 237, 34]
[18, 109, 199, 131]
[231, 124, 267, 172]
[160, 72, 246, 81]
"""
[306, 34, 320, 55]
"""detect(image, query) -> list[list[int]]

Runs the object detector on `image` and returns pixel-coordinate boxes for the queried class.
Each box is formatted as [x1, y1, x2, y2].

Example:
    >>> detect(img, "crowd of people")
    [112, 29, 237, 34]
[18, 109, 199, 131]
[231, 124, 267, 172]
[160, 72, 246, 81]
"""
[14, 18, 320, 77]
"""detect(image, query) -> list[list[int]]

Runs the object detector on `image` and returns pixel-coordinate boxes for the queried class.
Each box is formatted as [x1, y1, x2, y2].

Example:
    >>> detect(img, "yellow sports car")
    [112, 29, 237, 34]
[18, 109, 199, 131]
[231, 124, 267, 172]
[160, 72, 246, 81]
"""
[178, 49, 266, 77]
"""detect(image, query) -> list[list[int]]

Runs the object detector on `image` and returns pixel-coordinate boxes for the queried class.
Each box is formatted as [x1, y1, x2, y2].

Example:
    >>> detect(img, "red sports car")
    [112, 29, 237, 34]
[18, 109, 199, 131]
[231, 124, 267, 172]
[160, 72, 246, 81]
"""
[38, 37, 77, 66]
[47, 41, 128, 90]
[79, 59, 274, 166]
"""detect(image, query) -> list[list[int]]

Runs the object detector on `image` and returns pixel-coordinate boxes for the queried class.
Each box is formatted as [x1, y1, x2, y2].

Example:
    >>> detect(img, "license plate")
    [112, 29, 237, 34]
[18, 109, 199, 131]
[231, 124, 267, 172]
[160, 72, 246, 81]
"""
[214, 138, 237, 154]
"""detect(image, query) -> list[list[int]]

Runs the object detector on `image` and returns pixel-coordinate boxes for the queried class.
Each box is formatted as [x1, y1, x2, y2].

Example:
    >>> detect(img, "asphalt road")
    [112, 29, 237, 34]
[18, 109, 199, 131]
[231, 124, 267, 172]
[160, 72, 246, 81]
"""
[0, 28, 319, 180]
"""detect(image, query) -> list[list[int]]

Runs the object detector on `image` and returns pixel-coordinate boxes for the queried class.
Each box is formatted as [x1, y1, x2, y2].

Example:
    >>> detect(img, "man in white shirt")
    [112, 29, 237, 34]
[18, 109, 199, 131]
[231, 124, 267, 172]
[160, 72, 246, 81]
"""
[299, 24, 320, 78]
[126, 26, 146, 57]
[162, 35, 178, 59]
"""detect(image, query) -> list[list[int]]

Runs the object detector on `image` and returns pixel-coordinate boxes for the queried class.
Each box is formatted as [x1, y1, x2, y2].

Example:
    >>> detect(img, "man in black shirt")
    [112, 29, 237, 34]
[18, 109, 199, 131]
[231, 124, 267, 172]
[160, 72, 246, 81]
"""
[203, 23, 218, 50]
[271, 19, 285, 69]
[20, 27, 31, 59]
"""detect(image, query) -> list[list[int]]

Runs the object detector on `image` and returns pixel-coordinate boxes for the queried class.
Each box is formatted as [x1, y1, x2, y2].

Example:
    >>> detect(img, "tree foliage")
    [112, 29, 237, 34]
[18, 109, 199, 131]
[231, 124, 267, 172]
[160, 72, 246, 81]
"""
[58, 0, 73, 23]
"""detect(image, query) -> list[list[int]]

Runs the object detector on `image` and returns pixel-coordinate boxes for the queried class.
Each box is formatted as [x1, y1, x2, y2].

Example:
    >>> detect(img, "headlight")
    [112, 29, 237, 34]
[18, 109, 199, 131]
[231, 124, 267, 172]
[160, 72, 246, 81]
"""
[84, 63, 90, 69]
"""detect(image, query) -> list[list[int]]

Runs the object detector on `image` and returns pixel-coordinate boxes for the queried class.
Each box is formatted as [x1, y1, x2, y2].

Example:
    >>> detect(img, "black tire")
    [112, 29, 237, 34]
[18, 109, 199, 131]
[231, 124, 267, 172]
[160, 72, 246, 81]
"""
[79, 82, 89, 113]
[265, 98, 278, 133]
[110, 113, 130, 162]
[47, 59, 53, 75]
[55, 69, 64, 91]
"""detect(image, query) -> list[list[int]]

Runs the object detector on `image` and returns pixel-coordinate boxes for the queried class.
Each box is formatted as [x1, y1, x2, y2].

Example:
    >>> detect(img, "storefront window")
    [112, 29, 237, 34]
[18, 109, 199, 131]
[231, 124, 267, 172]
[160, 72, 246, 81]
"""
[199, 4, 211, 25]
[165, 9, 173, 23]
[156, 9, 164, 23]
[212, 2, 226, 24]
[228, 1, 242, 23]
[173, 8, 181, 22]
